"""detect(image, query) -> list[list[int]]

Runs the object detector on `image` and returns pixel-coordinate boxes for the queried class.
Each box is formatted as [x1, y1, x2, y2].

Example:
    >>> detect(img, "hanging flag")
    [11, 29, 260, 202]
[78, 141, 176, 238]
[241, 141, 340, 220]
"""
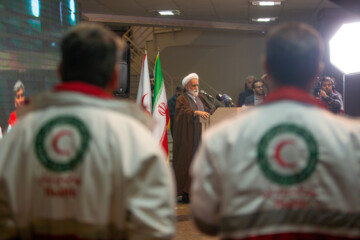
[152, 53, 170, 161]
[136, 51, 151, 114]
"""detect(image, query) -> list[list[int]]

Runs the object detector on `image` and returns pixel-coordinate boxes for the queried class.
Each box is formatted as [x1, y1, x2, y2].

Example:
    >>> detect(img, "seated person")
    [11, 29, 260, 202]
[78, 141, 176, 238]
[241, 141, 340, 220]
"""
[244, 79, 265, 106]
[261, 73, 269, 95]
[237, 75, 256, 107]
[318, 76, 343, 114]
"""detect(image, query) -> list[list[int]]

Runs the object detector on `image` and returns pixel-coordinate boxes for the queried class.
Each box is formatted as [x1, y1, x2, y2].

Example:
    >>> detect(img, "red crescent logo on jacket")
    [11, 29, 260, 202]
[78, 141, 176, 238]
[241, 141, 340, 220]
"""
[51, 130, 73, 156]
[257, 123, 318, 185]
[274, 139, 297, 169]
[35, 116, 90, 172]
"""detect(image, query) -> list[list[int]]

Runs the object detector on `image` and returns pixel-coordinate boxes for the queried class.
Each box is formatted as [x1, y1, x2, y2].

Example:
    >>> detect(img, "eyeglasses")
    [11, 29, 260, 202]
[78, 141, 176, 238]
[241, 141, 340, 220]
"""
[322, 83, 332, 88]
[16, 94, 24, 99]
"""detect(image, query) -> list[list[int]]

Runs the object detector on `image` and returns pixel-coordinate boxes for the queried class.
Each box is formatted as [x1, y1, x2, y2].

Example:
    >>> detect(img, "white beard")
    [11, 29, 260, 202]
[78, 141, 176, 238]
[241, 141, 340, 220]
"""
[188, 89, 198, 97]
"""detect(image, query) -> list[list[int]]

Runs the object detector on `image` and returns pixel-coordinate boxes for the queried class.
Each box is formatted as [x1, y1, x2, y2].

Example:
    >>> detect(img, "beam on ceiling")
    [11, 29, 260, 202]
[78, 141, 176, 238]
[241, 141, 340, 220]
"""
[83, 13, 267, 32]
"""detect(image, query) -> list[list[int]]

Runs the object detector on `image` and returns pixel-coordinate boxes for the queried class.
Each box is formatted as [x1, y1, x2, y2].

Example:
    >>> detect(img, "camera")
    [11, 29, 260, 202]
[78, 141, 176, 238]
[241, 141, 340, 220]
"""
[313, 79, 322, 98]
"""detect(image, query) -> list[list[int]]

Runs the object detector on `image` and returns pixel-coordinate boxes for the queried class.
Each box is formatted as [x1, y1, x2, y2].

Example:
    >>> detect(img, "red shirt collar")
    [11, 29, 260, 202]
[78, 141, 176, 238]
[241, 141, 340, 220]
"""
[53, 82, 114, 99]
[263, 86, 326, 109]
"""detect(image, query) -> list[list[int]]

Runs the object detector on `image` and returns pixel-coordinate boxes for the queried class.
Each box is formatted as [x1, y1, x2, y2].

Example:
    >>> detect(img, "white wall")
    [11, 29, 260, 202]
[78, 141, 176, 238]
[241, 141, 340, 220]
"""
[147, 28, 266, 102]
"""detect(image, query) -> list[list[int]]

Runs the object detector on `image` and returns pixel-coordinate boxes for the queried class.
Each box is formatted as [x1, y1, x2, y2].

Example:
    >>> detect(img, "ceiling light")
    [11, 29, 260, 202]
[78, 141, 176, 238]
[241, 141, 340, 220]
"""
[152, 10, 181, 16]
[159, 11, 174, 16]
[260, 2, 276, 6]
[252, 17, 277, 22]
[251, 1, 283, 6]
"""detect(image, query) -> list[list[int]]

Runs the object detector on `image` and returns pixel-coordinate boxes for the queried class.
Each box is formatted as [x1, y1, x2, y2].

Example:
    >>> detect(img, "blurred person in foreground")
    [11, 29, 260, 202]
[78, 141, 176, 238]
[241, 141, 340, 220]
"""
[0, 23, 175, 239]
[7, 80, 25, 132]
[191, 22, 360, 240]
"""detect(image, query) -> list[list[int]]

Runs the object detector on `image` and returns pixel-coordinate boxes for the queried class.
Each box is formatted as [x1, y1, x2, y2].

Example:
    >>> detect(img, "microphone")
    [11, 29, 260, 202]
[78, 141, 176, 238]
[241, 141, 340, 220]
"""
[217, 93, 236, 107]
[200, 90, 214, 99]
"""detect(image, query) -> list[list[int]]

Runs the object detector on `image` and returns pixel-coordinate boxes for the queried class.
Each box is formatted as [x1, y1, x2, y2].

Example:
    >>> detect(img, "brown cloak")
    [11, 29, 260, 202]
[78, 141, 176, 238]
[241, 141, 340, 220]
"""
[172, 93, 210, 196]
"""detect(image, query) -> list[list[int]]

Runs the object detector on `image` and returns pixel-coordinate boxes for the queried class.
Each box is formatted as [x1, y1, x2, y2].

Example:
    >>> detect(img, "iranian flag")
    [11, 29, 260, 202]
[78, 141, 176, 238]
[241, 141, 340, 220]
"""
[136, 51, 151, 114]
[152, 53, 170, 161]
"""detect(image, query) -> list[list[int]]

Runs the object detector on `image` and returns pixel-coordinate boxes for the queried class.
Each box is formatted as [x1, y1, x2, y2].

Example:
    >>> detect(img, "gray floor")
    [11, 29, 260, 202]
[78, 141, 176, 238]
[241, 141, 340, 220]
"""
[175, 203, 217, 240]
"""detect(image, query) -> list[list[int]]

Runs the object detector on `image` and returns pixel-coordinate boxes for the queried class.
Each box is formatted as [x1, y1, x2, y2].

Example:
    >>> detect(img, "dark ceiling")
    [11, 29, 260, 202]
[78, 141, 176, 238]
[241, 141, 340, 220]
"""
[77, 0, 347, 32]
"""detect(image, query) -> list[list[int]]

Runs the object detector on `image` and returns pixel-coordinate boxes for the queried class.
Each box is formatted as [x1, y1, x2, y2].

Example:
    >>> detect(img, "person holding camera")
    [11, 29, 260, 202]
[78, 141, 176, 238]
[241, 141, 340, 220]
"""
[319, 77, 343, 114]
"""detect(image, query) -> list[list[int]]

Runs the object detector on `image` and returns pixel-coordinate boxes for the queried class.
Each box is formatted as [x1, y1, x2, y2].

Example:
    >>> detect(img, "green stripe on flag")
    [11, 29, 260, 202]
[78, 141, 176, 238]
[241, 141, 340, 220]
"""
[153, 54, 164, 114]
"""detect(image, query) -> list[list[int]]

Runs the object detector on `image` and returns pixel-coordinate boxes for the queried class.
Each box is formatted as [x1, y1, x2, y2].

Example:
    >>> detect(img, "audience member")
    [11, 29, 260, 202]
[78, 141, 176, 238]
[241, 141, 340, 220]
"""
[244, 79, 265, 106]
[318, 76, 343, 114]
[331, 76, 344, 113]
[0, 23, 175, 239]
[172, 73, 211, 204]
[237, 75, 256, 107]
[7, 80, 25, 132]
[168, 85, 183, 137]
[191, 22, 360, 239]
[150, 74, 155, 101]
[261, 73, 269, 94]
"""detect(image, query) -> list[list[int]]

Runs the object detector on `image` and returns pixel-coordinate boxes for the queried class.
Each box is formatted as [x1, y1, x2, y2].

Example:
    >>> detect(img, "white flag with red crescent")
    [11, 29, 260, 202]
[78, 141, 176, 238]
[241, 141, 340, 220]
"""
[136, 52, 151, 114]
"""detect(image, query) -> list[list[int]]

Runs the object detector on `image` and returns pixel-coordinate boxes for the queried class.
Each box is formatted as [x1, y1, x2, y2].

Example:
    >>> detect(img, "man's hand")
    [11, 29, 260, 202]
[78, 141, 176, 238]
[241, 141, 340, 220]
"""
[319, 89, 327, 98]
[195, 111, 210, 119]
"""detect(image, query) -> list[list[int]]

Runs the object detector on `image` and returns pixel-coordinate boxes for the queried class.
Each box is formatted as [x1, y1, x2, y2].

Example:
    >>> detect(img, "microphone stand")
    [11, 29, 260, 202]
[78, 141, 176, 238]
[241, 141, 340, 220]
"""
[200, 92, 217, 113]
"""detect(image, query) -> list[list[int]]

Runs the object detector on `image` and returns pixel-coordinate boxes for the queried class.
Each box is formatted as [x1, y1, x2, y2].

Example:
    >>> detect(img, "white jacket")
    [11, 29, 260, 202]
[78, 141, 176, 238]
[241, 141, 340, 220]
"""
[191, 87, 360, 240]
[0, 83, 176, 240]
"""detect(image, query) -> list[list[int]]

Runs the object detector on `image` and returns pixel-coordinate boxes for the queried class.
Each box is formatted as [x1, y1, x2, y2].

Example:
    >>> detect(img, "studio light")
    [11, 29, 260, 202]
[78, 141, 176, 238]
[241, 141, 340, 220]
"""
[329, 21, 360, 113]
[329, 21, 360, 74]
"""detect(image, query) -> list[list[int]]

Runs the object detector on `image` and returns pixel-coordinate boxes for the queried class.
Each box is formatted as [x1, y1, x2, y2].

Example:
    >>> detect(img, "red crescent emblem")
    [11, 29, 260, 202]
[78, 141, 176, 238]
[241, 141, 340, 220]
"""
[141, 93, 149, 107]
[158, 102, 167, 116]
[274, 139, 297, 168]
[141, 93, 150, 114]
[51, 130, 73, 156]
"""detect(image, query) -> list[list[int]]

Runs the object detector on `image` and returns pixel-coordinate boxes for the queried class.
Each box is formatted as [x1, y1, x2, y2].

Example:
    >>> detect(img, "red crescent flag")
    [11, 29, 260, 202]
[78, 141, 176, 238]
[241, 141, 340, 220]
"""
[136, 51, 151, 114]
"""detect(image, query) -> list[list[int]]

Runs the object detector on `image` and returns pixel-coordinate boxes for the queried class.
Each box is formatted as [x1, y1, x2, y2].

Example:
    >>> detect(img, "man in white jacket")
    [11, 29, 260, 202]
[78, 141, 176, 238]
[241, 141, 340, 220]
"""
[0, 23, 175, 239]
[191, 22, 360, 240]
